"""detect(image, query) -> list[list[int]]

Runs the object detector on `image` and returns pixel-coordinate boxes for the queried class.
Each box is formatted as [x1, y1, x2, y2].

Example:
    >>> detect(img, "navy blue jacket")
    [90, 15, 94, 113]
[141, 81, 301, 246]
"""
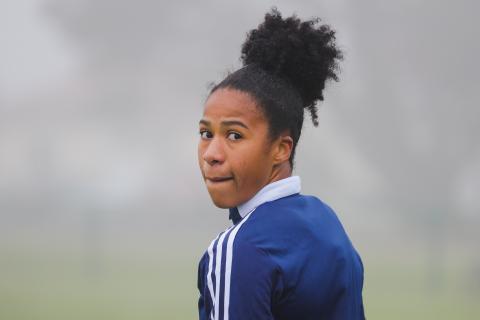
[197, 176, 365, 319]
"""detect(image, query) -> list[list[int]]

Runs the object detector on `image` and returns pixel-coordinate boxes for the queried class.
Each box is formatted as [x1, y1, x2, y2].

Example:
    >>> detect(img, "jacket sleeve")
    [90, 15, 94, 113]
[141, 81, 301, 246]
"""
[197, 252, 208, 320]
[224, 240, 281, 320]
[322, 245, 365, 320]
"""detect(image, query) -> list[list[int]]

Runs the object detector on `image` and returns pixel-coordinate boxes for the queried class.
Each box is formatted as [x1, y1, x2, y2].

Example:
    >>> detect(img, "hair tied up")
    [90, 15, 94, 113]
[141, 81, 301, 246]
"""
[240, 7, 343, 126]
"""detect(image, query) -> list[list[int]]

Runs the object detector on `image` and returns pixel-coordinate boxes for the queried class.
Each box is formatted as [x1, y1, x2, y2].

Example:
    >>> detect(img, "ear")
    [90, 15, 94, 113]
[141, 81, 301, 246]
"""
[272, 131, 293, 166]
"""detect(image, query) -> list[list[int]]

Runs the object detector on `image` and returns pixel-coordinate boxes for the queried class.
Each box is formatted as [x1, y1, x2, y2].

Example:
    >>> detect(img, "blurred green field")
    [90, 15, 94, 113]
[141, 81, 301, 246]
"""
[0, 247, 199, 319]
[1, 247, 479, 319]
[364, 262, 479, 319]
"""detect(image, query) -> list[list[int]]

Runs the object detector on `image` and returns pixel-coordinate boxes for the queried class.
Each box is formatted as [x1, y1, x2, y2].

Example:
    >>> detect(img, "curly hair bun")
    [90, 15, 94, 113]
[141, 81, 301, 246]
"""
[241, 8, 343, 124]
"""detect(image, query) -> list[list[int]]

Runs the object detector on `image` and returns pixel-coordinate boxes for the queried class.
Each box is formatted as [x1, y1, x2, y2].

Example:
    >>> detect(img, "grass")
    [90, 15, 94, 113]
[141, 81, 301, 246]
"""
[0, 248, 198, 320]
[364, 262, 479, 319]
[0, 246, 478, 319]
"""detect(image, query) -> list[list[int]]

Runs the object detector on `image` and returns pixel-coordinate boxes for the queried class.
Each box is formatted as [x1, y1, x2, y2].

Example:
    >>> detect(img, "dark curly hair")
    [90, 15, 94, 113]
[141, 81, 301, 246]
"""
[209, 8, 343, 167]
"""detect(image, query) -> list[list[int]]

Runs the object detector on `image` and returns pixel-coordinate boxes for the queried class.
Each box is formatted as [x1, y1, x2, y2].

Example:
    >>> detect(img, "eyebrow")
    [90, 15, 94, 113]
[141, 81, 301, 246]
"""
[199, 119, 249, 130]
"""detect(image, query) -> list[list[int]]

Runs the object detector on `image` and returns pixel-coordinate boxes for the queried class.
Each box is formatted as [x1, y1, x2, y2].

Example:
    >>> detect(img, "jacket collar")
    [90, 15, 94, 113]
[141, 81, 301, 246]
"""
[228, 176, 301, 224]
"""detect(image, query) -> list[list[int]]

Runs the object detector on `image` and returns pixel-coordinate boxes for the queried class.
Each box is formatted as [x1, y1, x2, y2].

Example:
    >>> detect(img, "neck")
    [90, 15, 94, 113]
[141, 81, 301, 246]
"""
[267, 161, 292, 185]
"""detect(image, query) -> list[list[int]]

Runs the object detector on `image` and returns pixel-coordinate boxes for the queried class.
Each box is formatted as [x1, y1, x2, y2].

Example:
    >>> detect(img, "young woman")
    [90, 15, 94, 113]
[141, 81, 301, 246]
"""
[197, 9, 365, 320]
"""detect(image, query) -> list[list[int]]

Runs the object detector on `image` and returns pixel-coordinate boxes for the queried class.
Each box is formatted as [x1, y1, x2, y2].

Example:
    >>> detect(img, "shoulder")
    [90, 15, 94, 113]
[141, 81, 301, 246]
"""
[238, 193, 347, 242]
[247, 193, 340, 225]
[235, 193, 357, 262]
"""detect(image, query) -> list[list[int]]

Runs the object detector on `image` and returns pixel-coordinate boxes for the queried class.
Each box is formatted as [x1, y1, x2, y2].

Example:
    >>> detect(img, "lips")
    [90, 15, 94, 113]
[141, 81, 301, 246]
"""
[206, 176, 234, 183]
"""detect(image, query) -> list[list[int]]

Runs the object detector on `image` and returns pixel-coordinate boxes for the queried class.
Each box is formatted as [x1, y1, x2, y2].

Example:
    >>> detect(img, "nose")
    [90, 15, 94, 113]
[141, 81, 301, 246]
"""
[202, 137, 225, 166]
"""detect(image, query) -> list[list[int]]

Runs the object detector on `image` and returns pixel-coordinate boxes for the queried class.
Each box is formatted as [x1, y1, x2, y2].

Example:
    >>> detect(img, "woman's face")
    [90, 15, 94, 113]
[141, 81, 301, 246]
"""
[198, 88, 277, 208]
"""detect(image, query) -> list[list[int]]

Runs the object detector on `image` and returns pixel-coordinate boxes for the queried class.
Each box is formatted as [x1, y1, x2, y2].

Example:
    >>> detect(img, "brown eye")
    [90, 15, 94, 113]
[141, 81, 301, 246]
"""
[227, 132, 242, 141]
[200, 130, 213, 139]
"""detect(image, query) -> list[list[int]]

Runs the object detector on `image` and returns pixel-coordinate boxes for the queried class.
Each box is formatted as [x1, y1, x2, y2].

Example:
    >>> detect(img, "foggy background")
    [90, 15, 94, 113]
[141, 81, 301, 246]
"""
[1, 0, 479, 319]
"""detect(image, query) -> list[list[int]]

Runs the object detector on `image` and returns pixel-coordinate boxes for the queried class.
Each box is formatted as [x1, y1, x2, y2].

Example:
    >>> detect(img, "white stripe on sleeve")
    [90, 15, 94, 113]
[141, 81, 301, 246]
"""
[212, 225, 235, 320]
[223, 209, 256, 320]
[206, 233, 220, 320]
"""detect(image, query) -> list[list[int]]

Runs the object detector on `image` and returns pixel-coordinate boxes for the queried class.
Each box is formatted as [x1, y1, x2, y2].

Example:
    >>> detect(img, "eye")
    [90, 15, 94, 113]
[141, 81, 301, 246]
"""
[199, 130, 213, 139]
[227, 132, 242, 141]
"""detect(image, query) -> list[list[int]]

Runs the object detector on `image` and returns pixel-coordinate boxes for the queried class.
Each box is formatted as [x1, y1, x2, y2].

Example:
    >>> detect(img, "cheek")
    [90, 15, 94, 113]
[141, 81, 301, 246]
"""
[233, 158, 248, 187]
[233, 144, 271, 184]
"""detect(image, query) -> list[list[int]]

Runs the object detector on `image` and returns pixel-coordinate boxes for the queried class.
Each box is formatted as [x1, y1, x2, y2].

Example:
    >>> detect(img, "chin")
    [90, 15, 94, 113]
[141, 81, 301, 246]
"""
[208, 193, 237, 209]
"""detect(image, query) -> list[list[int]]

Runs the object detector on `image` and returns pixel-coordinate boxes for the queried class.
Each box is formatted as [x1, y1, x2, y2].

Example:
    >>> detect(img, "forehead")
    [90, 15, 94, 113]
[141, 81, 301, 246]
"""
[202, 88, 265, 123]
